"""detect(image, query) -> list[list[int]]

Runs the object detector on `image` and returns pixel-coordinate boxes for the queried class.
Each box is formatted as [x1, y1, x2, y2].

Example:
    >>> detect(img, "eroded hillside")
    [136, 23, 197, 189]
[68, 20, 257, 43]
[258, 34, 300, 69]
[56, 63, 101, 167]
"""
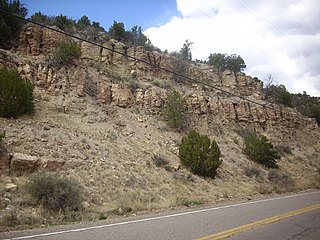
[0, 23, 319, 231]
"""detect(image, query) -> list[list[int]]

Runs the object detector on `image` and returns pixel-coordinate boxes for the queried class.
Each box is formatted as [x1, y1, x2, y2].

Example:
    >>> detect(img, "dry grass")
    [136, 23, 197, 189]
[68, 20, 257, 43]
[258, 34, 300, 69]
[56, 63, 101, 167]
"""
[1, 92, 319, 232]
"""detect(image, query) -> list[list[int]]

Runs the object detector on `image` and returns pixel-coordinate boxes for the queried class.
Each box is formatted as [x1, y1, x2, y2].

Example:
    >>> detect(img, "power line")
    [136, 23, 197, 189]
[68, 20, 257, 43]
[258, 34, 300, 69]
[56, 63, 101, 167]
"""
[0, 9, 310, 123]
[185, 0, 320, 91]
[237, 0, 320, 69]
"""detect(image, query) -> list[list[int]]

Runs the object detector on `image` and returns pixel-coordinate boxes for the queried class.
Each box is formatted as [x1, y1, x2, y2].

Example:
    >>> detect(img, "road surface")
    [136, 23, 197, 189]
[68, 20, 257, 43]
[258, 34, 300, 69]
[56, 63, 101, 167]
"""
[1, 191, 319, 240]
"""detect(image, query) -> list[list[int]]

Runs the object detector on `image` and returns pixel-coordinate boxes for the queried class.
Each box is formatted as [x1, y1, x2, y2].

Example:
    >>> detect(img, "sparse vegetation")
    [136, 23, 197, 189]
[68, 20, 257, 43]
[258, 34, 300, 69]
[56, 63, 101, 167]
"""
[152, 78, 171, 89]
[26, 171, 83, 212]
[163, 90, 187, 130]
[152, 153, 169, 167]
[0, 69, 34, 118]
[171, 40, 193, 82]
[244, 165, 264, 181]
[175, 196, 204, 207]
[179, 130, 222, 178]
[263, 76, 320, 124]
[53, 39, 81, 65]
[265, 82, 293, 107]
[128, 79, 139, 93]
[243, 134, 280, 169]
[208, 53, 246, 79]
[276, 145, 292, 156]
[268, 169, 296, 193]
[234, 127, 255, 139]
[1, 2, 319, 232]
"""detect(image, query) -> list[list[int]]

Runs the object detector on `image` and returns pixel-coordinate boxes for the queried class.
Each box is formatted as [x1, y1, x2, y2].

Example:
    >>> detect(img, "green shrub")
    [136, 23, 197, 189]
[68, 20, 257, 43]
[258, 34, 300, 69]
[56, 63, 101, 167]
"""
[179, 130, 222, 178]
[53, 39, 81, 65]
[0, 69, 34, 118]
[163, 90, 187, 130]
[26, 171, 83, 212]
[243, 134, 280, 168]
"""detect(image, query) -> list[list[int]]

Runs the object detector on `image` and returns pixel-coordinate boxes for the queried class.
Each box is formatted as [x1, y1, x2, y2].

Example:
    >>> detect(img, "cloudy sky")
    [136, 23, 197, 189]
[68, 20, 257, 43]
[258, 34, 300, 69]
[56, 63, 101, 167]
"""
[22, 0, 320, 96]
[145, 0, 320, 96]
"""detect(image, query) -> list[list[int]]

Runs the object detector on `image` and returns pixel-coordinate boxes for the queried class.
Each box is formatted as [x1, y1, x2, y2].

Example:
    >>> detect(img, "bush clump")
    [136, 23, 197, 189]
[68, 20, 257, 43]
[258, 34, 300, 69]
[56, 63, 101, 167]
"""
[268, 169, 296, 192]
[243, 134, 280, 168]
[26, 171, 83, 212]
[179, 130, 222, 178]
[0, 69, 34, 118]
[53, 39, 81, 65]
[163, 90, 187, 130]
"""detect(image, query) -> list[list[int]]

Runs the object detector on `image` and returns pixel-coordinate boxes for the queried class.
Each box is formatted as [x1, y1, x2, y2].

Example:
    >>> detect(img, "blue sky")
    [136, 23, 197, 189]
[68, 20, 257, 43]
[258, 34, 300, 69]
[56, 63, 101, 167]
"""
[21, 0, 179, 30]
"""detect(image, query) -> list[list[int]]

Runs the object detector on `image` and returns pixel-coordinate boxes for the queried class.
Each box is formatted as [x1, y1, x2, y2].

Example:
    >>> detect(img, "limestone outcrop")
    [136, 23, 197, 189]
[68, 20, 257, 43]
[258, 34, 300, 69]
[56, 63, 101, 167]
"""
[16, 24, 63, 55]
[15, 24, 262, 97]
[1, 48, 317, 134]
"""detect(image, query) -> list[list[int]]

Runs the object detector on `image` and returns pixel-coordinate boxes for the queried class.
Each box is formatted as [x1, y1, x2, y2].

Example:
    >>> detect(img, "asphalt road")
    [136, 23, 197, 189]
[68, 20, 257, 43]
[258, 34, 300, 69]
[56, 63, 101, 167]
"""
[1, 191, 319, 240]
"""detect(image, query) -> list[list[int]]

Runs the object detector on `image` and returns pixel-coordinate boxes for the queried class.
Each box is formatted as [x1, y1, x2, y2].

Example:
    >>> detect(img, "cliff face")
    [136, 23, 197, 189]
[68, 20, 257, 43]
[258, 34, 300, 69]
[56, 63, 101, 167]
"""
[1, 23, 319, 145]
[1, 23, 320, 230]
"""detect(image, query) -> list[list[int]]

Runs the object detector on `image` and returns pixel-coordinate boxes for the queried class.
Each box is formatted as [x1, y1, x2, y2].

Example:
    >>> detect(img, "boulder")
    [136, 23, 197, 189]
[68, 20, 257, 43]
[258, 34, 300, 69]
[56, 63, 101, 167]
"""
[10, 153, 40, 174]
[40, 158, 65, 171]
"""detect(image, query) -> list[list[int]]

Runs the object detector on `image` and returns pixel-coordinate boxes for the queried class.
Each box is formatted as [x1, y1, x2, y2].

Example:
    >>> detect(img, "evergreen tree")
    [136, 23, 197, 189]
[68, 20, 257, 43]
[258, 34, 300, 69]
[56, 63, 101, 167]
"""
[243, 134, 280, 169]
[29, 11, 54, 25]
[208, 53, 227, 80]
[179, 130, 222, 178]
[163, 90, 186, 130]
[0, 0, 27, 49]
[0, 69, 34, 118]
[226, 54, 246, 76]
[128, 25, 148, 46]
[53, 14, 74, 32]
[76, 15, 91, 29]
[108, 21, 128, 42]
[180, 39, 193, 61]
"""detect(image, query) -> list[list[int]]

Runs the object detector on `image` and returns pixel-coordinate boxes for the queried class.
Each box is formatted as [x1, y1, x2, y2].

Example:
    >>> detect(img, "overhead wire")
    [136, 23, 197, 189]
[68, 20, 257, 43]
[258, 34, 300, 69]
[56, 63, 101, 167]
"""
[237, 0, 320, 69]
[186, 0, 320, 92]
[0, 8, 309, 122]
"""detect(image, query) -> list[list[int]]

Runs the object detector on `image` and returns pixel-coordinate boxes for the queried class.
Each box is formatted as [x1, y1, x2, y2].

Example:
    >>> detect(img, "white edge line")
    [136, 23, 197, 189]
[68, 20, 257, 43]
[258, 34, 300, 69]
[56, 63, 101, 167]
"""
[6, 191, 319, 240]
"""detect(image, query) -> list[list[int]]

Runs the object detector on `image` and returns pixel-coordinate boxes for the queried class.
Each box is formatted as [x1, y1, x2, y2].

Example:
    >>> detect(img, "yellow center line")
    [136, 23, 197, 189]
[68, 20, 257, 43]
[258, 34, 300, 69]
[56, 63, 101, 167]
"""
[197, 204, 320, 240]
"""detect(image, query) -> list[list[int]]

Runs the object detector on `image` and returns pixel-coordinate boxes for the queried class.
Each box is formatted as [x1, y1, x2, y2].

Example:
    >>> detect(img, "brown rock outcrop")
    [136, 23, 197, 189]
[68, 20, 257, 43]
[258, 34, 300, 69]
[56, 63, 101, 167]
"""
[110, 84, 133, 108]
[10, 153, 40, 174]
[15, 24, 264, 98]
[16, 24, 63, 55]
[40, 159, 65, 171]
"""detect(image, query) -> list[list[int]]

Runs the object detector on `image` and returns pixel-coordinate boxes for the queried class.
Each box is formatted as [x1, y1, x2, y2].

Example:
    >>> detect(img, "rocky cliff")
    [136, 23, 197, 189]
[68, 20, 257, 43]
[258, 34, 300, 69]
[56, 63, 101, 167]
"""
[0, 23, 319, 231]
[0, 23, 319, 177]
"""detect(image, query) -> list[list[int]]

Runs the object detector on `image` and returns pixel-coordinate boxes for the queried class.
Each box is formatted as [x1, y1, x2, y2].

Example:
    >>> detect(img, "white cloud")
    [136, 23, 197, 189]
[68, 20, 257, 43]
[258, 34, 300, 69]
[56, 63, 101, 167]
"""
[145, 0, 320, 96]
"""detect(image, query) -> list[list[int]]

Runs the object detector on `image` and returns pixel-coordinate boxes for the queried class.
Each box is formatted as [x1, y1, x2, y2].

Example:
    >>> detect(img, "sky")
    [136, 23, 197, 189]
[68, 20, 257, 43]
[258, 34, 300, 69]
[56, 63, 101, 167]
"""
[21, 0, 320, 96]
